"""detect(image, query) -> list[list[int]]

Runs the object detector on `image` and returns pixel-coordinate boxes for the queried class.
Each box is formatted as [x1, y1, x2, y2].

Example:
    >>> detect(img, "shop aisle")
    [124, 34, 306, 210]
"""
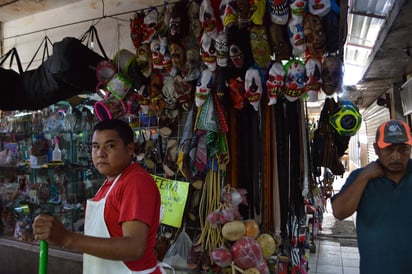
[308, 174, 360, 274]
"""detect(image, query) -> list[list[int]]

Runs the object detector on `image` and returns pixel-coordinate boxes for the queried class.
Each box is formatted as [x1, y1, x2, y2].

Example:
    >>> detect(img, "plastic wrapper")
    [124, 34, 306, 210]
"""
[162, 228, 193, 269]
[231, 237, 265, 270]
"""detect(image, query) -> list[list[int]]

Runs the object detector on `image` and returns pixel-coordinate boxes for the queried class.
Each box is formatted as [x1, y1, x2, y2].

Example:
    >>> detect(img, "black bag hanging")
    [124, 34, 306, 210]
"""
[0, 48, 25, 110]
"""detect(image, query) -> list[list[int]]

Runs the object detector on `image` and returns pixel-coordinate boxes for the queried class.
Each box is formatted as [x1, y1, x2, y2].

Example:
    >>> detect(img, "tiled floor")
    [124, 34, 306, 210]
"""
[308, 173, 360, 274]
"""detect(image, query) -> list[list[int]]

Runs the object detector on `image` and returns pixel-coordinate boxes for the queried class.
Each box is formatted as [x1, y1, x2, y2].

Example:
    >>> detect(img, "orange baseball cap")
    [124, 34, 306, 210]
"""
[375, 120, 412, 149]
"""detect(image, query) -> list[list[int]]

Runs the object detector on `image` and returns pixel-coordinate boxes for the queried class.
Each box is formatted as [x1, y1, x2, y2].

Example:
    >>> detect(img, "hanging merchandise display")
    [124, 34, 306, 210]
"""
[0, 0, 353, 273]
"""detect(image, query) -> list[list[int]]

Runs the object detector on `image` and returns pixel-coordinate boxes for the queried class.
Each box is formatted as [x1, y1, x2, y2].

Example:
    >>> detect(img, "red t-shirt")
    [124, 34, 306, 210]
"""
[93, 162, 161, 272]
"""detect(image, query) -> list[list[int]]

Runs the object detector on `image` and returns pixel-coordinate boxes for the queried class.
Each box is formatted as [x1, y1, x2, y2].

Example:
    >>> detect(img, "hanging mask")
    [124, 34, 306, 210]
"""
[215, 31, 229, 67]
[308, 0, 331, 16]
[142, 8, 158, 44]
[303, 14, 326, 58]
[237, 0, 250, 29]
[169, 42, 186, 72]
[149, 74, 165, 114]
[130, 11, 144, 49]
[151, 38, 166, 71]
[266, 61, 286, 105]
[290, 0, 307, 17]
[249, 0, 266, 25]
[267, 0, 289, 25]
[168, 1, 188, 42]
[195, 68, 214, 107]
[174, 75, 194, 111]
[219, 0, 238, 29]
[288, 17, 306, 56]
[268, 23, 292, 62]
[200, 0, 217, 34]
[182, 46, 202, 82]
[157, 3, 170, 38]
[160, 37, 173, 74]
[244, 66, 263, 111]
[321, 56, 343, 96]
[229, 76, 246, 109]
[188, 0, 203, 41]
[136, 44, 152, 78]
[284, 59, 306, 102]
[162, 76, 177, 110]
[229, 44, 244, 69]
[200, 32, 217, 71]
[137, 86, 150, 114]
[305, 57, 322, 102]
[250, 25, 271, 69]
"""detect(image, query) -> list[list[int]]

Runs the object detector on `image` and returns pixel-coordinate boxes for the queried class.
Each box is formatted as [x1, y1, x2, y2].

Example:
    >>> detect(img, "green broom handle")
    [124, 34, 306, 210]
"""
[38, 240, 48, 274]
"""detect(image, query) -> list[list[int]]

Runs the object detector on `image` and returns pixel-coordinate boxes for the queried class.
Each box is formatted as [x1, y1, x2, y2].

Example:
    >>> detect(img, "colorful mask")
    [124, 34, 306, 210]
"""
[200, 0, 217, 34]
[150, 38, 164, 70]
[244, 66, 263, 111]
[284, 59, 306, 102]
[229, 43, 244, 69]
[229, 76, 246, 109]
[142, 8, 158, 44]
[160, 37, 173, 74]
[305, 57, 322, 102]
[130, 11, 144, 49]
[195, 68, 214, 107]
[149, 74, 165, 114]
[215, 31, 229, 67]
[136, 44, 152, 78]
[249, 0, 266, 25]
[219, 0, 238, 29]
[308, 0, 331, 16]
[174, 75, 194, 111]
[266, 61, 285, 105]
[321, 56, 343, 96]
[290, 0, 307, 17]
[200, 32, 217, 71]
[268, 23, 292, 61]
[188, 0, 203, 41]
[267, 0, 289, 25]
[181, 46, 202, 82]
[250, 25, 272, 69]
[303, 14, 326, 58]
[288, 0, 307, 56]
[169, 42, 186, 72]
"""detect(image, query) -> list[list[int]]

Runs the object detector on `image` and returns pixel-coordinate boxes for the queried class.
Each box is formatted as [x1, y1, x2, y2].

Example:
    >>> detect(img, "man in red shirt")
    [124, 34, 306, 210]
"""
[33, 119, 164, 273]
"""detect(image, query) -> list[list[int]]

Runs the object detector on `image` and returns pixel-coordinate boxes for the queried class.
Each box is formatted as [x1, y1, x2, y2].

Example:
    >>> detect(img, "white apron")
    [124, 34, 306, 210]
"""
[83, 174, 170, 274]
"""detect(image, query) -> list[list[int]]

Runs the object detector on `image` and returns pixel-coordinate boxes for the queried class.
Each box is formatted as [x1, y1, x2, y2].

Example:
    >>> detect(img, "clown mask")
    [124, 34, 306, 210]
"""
[219, 0, 238, 29]
[142, 8, 158, 44]
[267, 0, 289, 25]
[244, 66, 263, 111]
[308, 0, 331, 16]
[250, 25, 272, 69]
[266, 61, 286, 105]
[229, 76, 246, 109]
[136, 44, 152, 78]
[196, 68, 215, 107]
[200, 0, 217, 34]
[288, 16, 306, 56]
[290, 0, 307, 18]
[200, 32, 217, 71]
[150, 38, 164, 70]
[321, 56, 343, 96]
[303, 14, 326, 58]
[305, 57, 322, 102]
[284, 59, 306, 102]
[215, 31, 229, 67]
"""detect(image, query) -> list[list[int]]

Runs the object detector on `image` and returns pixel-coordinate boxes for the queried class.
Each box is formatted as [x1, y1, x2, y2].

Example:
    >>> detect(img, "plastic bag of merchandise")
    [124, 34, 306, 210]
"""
[162, 227, 193, 270]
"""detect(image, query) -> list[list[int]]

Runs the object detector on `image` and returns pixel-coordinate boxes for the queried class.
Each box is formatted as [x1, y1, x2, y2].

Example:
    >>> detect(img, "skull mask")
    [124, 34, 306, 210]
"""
[321, 56, 343, 96]
[266, 61, 286, 105]
[303, 14, 326, 58]
[215, 31, 229, 67]
[244, 66, 263, 111]
[195, 68, 214, 107]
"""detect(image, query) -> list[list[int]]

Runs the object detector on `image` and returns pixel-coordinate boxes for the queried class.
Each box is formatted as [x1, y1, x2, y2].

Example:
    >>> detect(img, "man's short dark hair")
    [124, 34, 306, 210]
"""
[93, 119, 134, 145]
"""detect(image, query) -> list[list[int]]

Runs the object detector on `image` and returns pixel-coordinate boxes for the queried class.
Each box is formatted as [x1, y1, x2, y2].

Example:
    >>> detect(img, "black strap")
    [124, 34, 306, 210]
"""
[0, 47, 23, 74]
[25, 35, 53, 71]
[80, 25, 109, 59]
